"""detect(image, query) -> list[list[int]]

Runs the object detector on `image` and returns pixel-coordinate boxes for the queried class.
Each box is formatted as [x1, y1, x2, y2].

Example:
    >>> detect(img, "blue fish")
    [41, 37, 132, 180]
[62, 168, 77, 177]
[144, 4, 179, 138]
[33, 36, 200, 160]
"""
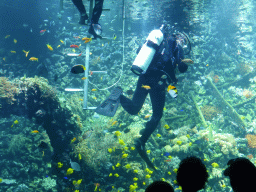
[194, 140, 201, 144]
[45, 175, 48, 178]
[63, 177, 68, 179]
[164, 152, 170, 156]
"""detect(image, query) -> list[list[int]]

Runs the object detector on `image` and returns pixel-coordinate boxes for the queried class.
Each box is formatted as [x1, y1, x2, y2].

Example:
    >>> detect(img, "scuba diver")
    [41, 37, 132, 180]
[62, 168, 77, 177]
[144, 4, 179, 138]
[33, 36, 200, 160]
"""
[71, 0, 104, 38]
[70, 24, 191, 169]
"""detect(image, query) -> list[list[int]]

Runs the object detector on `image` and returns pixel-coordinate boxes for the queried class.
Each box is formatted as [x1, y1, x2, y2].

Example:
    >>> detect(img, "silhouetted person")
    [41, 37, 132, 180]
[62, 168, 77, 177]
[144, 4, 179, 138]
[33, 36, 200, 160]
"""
[176, 156, 209, 192]
[145, 181, 174, 192]
[224, 157, 256, 192]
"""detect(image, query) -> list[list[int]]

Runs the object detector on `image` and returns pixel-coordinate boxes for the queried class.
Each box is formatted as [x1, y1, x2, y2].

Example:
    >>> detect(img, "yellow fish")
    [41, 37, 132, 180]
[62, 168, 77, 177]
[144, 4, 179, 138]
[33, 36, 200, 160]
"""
[46, 43, 53, 51]
[5, 35, 10, 39]
[14, 39, 17, 43]
[58, 162, 63, 168]
[10, 51, 16, 53]
[31, 130, 39, 133]
[141, 85, 151, 90]
[81, 77, 87, 80]
[60, 40, 64, 44]
[57, 45, 61, 48]
[70, 137, 76, 143]
[112, 121, 118, 126]
[29, 57, 38, 62]
[66, 168, 74, 175]
[22, 50, 30, 57]
[78, 153, 82, 160]
[82, 37, 92, 43]
[91, 89, 97, 91]
[167, 85, 177, 92]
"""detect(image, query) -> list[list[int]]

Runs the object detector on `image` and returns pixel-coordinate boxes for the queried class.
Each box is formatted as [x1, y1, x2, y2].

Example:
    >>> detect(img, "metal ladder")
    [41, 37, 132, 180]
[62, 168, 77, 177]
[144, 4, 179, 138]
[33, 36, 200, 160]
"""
[65, 0, 109, 110]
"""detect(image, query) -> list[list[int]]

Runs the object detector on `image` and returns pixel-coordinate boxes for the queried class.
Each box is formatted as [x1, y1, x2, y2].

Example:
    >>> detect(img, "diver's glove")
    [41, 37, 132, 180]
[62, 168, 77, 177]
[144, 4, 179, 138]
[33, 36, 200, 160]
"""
[167, 85, 177, 98]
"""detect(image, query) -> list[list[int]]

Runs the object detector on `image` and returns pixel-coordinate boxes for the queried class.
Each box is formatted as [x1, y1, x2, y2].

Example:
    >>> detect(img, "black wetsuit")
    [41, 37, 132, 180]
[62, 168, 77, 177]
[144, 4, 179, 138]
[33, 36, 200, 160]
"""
[71, 0, 104, 23]
[120, 34, 187, 145]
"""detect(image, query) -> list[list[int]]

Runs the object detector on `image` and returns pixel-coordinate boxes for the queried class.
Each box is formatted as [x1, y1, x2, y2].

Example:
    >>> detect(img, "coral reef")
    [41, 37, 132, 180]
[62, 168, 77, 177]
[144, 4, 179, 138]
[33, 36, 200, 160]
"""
[0, 77, 18, 105]
[246, 134, 256, 148]
[200, 105, 222, 121]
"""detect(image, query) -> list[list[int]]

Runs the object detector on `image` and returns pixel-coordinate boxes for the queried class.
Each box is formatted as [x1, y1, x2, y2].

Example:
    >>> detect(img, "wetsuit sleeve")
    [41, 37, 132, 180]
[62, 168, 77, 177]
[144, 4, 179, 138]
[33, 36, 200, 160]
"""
[175, 45, 188, 73]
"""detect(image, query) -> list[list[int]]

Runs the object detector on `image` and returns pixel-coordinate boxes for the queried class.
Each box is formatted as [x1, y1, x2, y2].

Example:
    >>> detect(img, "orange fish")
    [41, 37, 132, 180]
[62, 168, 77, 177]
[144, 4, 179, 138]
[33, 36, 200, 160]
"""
[181, 58, 193, 64]
[144, 115, 150, 119]
[82, 37, 92, 43]
[111, 121, 118, 126]
[31, 130, 39, 133]
[40, 29, 46, 35]
[70, 44, 79, 48]
[81, 77, 87, 80]
[71, 137, 76, 143]
[46, 43, 53, 51]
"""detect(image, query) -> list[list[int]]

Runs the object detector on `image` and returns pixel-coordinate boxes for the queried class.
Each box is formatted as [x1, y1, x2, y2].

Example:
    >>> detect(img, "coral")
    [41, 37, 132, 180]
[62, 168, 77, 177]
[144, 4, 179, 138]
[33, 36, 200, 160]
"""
[0, 77, 18, 105]
[213, 75, 219, 83]
[200, 105, 222, 121]
[199, 130, 238, 155]
[243, 89, 253, 99]
[8, 134, 32, 156]
[41, 177, 57, 190]
[237, 61, 253, 74]
[246, 134, 256, 148]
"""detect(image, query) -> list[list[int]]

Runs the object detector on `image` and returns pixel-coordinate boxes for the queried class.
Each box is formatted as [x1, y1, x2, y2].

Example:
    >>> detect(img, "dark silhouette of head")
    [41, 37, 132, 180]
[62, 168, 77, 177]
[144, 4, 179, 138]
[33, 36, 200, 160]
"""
[145, 180, 174, 192]
[224, 157, 256, 192]
[176, 156, 209, 192]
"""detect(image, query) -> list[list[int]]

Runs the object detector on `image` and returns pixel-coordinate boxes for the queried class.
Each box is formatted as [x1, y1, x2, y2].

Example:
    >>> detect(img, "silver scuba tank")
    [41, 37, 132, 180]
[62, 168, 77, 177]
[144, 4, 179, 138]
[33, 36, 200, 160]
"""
[131, 28, 164, 76]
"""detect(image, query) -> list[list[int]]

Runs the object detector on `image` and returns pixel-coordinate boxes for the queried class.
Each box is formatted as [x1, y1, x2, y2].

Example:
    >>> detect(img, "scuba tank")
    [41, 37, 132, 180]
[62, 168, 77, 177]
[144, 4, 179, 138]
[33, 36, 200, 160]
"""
[131, 25, 165, 76]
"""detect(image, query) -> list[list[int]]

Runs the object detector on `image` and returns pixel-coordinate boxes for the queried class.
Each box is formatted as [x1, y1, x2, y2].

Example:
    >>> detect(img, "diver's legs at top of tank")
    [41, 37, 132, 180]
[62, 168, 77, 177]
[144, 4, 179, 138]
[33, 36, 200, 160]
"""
[120, 76, 148, 115]
[88, 0, 104, 38]
[71, 0, 88, 25]
[91, 0, 104, 24]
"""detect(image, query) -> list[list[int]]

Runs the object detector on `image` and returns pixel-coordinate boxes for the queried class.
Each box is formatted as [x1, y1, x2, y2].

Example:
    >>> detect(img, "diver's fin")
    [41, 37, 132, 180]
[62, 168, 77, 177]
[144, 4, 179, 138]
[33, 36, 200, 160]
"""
[95, 86, 123, 117]
[135, 139, 156, 171]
